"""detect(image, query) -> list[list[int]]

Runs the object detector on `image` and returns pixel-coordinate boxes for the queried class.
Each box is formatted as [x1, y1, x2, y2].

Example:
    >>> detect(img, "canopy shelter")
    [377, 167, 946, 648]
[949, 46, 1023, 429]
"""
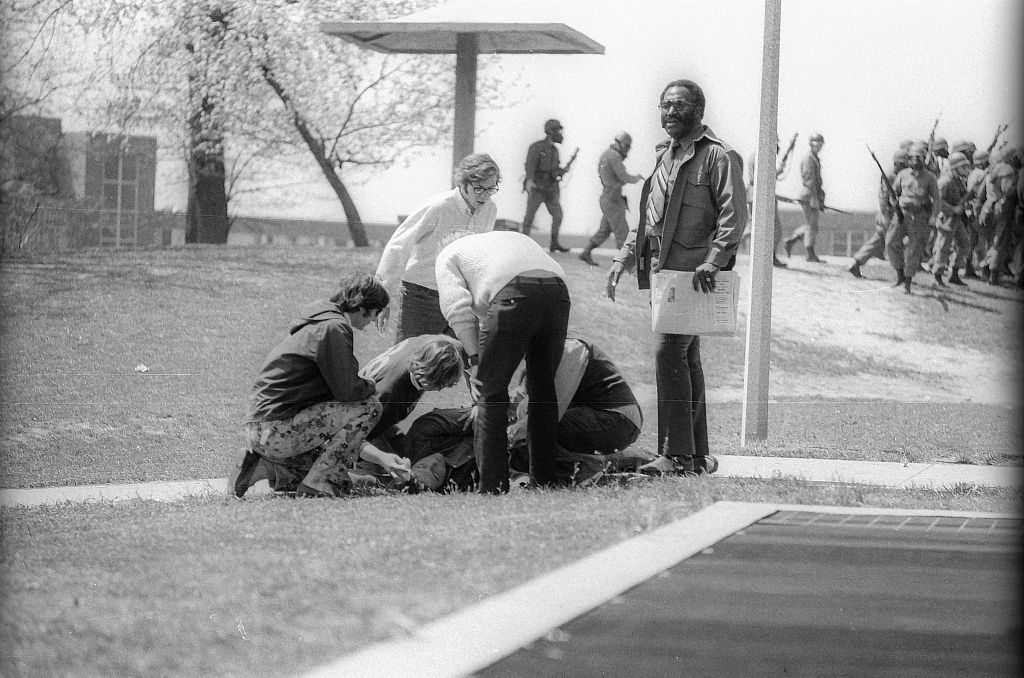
[321, 0, 604, 173]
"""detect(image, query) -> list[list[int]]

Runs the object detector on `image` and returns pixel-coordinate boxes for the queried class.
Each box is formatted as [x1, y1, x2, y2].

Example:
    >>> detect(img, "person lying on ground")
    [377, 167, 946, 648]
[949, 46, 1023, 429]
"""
[229, 272, 410, 499]
[402, 337, 651, 492]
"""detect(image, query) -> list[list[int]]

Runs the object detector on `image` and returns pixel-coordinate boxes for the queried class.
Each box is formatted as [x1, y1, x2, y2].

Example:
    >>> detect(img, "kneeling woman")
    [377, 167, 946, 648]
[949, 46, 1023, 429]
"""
[232, 272, 410, 498]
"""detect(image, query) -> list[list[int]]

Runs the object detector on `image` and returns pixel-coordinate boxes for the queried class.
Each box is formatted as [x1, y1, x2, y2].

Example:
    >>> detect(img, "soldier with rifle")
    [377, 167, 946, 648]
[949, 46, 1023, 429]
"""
[886, 141, 940, 294]
[522, 119, 578, 253]
[928, 151, 973, 286]
[783, 132, 827, 263]
[744, 132, 796, 267]
[964, 147, 992, 278]
[850, 147, 908, 279]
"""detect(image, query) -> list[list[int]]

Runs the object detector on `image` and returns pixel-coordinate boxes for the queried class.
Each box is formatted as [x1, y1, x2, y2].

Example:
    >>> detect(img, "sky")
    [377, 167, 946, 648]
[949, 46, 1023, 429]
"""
[155, 0, 1022, 236]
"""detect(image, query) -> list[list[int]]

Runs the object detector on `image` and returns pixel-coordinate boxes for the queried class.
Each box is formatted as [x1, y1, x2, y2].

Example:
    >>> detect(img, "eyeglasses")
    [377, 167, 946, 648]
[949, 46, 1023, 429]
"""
[658, 99, 692, 114]
[470, 184, 499, 195]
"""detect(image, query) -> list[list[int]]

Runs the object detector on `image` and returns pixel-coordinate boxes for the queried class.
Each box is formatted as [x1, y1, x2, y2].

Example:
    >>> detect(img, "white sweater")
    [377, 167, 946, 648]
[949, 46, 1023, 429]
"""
[435, 231, 565, 356]
[375, 188, 497, 302]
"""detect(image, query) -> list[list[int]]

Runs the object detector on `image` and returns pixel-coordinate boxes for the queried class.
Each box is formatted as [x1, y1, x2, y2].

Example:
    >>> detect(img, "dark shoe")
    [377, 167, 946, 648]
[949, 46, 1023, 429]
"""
[804, 247, 824, 263]
[933, 271, 947, 287]
[949, 271, 967, 286]
[783, 238, 795, 258]
[903, 280, 913, 294]
[228, 450, 268, 498]
[848, 262, 863, 278]
[963, 264, 979, 279]
[578, 250, 598, 266]
[891, 272, 905, 287]
[687, 454, 719, 476]
[772, 257, 787, 268]
[549, 243, 570, 253]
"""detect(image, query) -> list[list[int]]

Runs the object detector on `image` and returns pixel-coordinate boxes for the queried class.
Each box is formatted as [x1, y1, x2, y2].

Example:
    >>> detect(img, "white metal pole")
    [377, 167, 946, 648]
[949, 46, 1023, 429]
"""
[741, 0, 782, 444]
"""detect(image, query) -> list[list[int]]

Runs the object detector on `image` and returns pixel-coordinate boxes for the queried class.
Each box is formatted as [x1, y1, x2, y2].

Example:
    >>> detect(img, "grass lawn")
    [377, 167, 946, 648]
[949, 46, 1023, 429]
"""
[1, 245, 1020, 487]
[1, 244, 1022, 677]
[1, 478, 1019, 678]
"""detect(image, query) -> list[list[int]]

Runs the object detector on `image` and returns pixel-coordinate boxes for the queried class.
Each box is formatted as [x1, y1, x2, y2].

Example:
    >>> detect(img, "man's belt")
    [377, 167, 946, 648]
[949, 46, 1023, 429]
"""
[647, 234, 662, 252]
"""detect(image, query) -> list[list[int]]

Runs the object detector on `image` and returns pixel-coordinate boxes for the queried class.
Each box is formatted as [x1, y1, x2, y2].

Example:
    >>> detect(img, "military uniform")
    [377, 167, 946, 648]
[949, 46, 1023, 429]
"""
[522, 121, 568, 250]
[929, 154, 971, 284]
[886, 157, 940, 287]
[978, 150, 1019, 284]
[582, 140, 643, 257]
[851, 150, 905, 277]
[783, 134, 826, 262]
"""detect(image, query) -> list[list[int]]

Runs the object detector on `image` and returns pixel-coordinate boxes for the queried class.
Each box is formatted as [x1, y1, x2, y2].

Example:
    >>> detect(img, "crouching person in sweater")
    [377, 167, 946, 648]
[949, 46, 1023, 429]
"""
[507, 337, 649, 484]
[435, 231, 570, 494]
[230, 273, 410, 498]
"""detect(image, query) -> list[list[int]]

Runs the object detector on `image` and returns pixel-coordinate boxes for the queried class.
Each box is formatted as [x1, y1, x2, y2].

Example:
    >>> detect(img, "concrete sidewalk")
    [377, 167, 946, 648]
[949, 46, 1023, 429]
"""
[1, 455, 1019, 508]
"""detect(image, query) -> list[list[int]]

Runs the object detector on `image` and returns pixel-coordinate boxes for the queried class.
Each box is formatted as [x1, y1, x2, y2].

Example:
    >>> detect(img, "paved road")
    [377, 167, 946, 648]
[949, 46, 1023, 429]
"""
[478, 511, 1022, 677]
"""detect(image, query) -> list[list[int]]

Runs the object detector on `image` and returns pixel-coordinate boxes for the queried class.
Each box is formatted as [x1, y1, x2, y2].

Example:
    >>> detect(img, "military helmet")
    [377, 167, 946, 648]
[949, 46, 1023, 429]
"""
[1001, 146, 1019, 164]
[951, 140, 973, 154]
[973, 149, 989, 164]
[544, 119, 563, 133]
[907, 142, 928, 158]
[930, 137, 948, 152]
[614, 131, 632, 146]
[809, 132, 824, 143]
[898, 139, 914, 150]
[892, 149, 910, 164]
[947, 152, 970, 169]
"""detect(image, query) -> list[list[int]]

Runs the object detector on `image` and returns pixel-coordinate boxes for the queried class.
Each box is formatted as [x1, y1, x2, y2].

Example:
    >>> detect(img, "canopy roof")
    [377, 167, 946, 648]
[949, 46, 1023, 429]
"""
[320, 0, 604, 55]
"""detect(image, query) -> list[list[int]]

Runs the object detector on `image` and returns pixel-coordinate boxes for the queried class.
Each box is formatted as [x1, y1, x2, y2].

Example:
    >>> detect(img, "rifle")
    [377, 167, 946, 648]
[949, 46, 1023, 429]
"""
[986, 123, 1008, 153]
[776, 195, 851, 214]
[779, 132, 798, 171]
[925, 113, 941, 168]
[866, 144, 903, 224]
[558, 147, 580, 179]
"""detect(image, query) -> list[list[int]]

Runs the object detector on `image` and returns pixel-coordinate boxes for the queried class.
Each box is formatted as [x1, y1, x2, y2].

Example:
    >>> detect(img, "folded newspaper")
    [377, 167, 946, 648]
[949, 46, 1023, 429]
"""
[650, 270, 739, 336]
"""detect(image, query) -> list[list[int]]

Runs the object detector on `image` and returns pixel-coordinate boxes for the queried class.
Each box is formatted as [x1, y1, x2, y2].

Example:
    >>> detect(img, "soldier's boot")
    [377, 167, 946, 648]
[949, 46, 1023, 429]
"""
[949, 270, 967, 286]
[229, 450, 275, 498]
[783, 236, 797, 258]
[848, 261, 864, 278]
[963, 262, 979, 279]
[891, 271, 906, 287]
[805, 246, 824, 263]
[903, 278, 913, 295]
[989, 270, 1002, 286]
[933, 271, 947, 287]
[577, 246, 598, 266]
[772, 256, 787, 268]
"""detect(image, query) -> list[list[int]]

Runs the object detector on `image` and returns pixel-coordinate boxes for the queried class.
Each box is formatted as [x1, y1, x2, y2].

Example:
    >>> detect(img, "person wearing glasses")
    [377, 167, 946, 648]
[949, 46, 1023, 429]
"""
[375, 153, 500, 343]
[606, 78, 746, 477]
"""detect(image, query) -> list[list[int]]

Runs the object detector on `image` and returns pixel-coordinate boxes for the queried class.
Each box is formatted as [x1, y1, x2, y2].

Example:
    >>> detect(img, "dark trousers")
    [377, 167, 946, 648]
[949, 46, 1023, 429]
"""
[396, 281, 452, 344]
[654, 333, 709, 472]
[558, 406, 640, 454]
[476, 277, 570, 493]
[522, 185, 564, 247]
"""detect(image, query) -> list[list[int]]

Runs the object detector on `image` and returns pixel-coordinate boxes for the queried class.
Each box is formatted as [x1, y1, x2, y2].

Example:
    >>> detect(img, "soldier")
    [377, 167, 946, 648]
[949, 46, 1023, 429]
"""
[978, 146, 1020, 285]
[849, 148, 908, 278]
[744, 140, 792, 268]
[522, 119, 571, 253]
[929, 151, 972, 286]
[886, 141, 940, 293]
[964, 148, 992, 278]
[927, 137, 950, 175]
[783, 132, 826, 263]
[579, 132, 644, 266]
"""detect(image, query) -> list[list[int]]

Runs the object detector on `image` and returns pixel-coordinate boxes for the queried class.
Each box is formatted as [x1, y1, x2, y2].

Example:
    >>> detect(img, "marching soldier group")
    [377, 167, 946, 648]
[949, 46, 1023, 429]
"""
[853, 133, 1022, 292]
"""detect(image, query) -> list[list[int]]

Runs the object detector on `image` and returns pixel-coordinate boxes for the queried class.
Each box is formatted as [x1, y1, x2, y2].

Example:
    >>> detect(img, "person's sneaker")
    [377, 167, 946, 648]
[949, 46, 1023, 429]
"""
[228, 450, 268, 498]
[510, 473, 533, 490]
[848, 262, 863, 278]
[578, 250, 598, 266]
[570, 455, 608, 488]
[638, 455, 685, 476]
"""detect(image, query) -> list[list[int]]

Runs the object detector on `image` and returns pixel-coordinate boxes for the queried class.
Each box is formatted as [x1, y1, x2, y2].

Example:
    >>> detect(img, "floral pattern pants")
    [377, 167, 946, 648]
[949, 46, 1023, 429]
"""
[244, 397, 381, 495]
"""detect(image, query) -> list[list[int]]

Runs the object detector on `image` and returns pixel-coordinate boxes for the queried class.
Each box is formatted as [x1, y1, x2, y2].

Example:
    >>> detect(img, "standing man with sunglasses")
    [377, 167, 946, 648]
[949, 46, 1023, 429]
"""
[606, 79, 746, 477]
[375, 153, 500, 343]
